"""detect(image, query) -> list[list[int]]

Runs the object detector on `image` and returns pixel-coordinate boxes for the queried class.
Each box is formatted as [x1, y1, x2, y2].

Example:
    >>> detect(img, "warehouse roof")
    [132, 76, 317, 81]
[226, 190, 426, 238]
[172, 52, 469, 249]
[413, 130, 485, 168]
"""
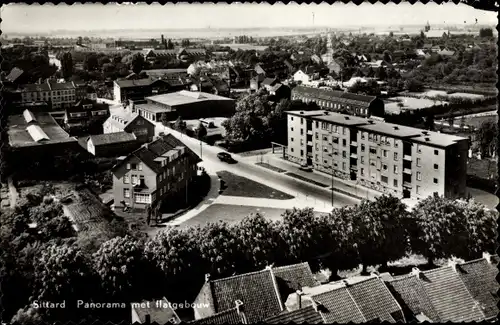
[146, 90, 233, 107]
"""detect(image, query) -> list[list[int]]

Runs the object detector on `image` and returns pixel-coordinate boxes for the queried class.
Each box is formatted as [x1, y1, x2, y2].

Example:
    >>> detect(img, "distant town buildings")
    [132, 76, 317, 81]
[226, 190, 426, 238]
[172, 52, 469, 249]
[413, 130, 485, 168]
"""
[286, 110, 468, 200]
[12, 79, 78, 110]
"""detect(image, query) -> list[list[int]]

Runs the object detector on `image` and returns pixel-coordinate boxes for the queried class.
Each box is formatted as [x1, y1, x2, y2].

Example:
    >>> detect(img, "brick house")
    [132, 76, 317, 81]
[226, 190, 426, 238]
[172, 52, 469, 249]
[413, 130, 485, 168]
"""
[64, 99, 110, 131]
[111, 134, 201, 210]
[103, 110, 155, 144]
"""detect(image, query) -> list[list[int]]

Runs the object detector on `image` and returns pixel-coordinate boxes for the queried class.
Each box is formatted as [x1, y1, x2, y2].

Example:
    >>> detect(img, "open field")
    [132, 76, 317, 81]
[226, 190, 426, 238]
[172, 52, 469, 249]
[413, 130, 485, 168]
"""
[217, 171, 294, 200]
[408, 90, 486, 100]
[384, 96, 448, 114]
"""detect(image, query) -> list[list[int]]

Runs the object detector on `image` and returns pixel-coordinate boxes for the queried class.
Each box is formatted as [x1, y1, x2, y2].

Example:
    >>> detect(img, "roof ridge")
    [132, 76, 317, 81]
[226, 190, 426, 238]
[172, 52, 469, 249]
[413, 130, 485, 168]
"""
[458, 257, 489, 266]
[344, 286, 367, 322]
[273, 262, 309, 271]
[376, 277, 406, 323]
[210, 268, 270, 284]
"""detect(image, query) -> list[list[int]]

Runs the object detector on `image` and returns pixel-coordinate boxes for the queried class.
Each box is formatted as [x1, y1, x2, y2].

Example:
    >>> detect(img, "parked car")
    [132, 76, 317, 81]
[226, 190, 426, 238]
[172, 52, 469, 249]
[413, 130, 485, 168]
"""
[299, 164, 313, 172]
[217, 152, 236, 163]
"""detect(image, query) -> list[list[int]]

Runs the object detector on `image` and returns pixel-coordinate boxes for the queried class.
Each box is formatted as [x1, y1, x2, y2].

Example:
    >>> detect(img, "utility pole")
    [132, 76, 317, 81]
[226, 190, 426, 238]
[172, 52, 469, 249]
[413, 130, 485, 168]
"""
[200, 140, 203, 159]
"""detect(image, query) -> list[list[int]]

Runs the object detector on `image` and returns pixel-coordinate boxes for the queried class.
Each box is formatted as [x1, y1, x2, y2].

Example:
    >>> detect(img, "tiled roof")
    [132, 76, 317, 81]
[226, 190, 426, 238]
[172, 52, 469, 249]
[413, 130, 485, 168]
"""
[312, 286, 366, 323]
[115, 77, 169, 88]
[385, 274, 442, 322]
[190, 307, 245, 324]
[48, 81, 76, 90]
[412, 266, 486, 322]
[457, 257, 499, 320]
[265, 305, 324, 324]
[208, 269, 283, 323]
[292, 86, 376, 106]
[262, 77, 277, 86]
[346, 277, 405, 322]
[89, 131, 137, 146]
[132, 298, 181, 324]
[115, 134, 200, 174]
[273, 262, 320, 302]
[6, 67, 24, 82]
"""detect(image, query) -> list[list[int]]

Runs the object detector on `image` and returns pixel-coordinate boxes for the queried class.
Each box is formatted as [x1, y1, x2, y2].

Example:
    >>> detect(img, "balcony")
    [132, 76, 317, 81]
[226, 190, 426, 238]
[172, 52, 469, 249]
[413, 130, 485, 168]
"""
[403, 155, 412, 161]
[307, 130, 313, 135]
[403, 181, 412, 188]
[350, 153, 358, 159]
[403, 168, 412, 175]
[350, 141, 357, 146]
[307, 141, 313, 146]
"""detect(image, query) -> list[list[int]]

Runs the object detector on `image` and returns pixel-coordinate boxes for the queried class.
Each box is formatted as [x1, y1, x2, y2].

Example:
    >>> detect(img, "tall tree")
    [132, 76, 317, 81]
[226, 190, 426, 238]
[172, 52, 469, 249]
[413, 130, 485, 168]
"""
[131, 53, 145, 74]
[476, 120, 498, 157]
[83, 53, 99, 71]
[196, 122, 208, 140]
[60, 52, 73, 79]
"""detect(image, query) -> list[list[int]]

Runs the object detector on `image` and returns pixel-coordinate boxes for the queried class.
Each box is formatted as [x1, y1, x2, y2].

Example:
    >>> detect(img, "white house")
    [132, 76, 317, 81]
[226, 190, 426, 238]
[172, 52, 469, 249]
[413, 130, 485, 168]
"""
[293, 70, 312, 84]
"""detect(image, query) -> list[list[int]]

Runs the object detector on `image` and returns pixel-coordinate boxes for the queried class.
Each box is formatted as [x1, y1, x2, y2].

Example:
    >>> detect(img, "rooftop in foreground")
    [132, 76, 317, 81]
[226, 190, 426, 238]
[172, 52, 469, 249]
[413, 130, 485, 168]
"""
[8, 111, 76, 147]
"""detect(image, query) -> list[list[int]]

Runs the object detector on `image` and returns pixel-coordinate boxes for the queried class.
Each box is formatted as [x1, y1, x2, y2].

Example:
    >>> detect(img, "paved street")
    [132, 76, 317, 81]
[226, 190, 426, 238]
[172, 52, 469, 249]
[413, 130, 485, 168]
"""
[151, 121, 360, 209]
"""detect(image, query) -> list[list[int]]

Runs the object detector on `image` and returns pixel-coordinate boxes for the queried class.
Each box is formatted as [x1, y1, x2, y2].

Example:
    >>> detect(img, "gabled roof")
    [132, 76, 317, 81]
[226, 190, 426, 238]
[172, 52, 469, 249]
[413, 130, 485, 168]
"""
[456, 256, 499, 320]
[26, 124, 50, 142]
[346, 277, 405, 322]
[273, 262, 321, 301]
[113, 134, 201, 175]
[312, 285, 366, 323]
[265, 305, 324, 324]
[203, 269, 283, 323]
[23, 109, 37, 124]
[385, 274, 442, 322]
[262, 77, 277, 86]
[89, 131, 137, 146]
[115, 77, 170, 88]
[190, 307, 246, 324]
[6, 67, 24, 82]
[105, 111, 152, 130]
[390, 266, 486, 322]
[132, 298, 181, 324]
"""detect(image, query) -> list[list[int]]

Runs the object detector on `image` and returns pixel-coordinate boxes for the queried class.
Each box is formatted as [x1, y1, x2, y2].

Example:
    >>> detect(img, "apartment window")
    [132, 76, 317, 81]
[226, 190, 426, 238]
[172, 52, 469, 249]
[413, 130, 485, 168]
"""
[123, 188, 130, 198]
[342, 162, 346, 170]
[334, 125, 338, 133]
[315, 143, 319, 151]
[368, 134, 373, 141]
[315, 132, 319, 140]
[361, 168, 365, 176]
[383, 164, 388, 171]
[291, 116, 294, 121]
[417, 144, 422, 153]
[434, 149, 439, 155]
[131, 175, 138, 185]
[383, 149, 388, 158]
[291, 148, 294, 152]
[360, 156, 365, 164]
[416, 158, 421, 167]
[433, 178, 438, 184]
[131, 163, 137, 170]
[332, 137, 339, 144]
[381, 175, 388, 184]
[417, 172, 422, 181]
[291, 127, 294, 132]
[321, 122, 328, 130]
[123, 175, 130, 184]
[300, 150, 304, 156]
[300, 139, 304, 146]
[342, 127, 346, 135]
[370, 159, 376, 166]
[324, 160, 328, 165]
[394, 166, 399, 174]
[300, 118, 304, 125]
[323, 135, 328, 141]
[315, 121, 319, 128]
[416, 185, 421, 194]
[370, 147, 377, 154]
[394, 153, 398, 161]
[361, 132, 365, 140]
[315, 154, 319, 161]
[342, 151, 346, 158]
[138, 163, 143, 171]
[323, 146, 329, 153]
[361, 144, 365, 152]
[300, 129, 304, 135]
[342, 139, 347, 147]
[434, 164, 438, 170]
[291, 137, 294, 142]
[393, 179, 398, 187]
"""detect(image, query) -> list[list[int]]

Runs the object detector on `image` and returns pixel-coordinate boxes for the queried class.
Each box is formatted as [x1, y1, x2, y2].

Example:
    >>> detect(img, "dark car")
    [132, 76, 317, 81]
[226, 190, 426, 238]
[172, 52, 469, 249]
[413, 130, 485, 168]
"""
[299, 164, 313, 172]
[217, 152, 236, 163]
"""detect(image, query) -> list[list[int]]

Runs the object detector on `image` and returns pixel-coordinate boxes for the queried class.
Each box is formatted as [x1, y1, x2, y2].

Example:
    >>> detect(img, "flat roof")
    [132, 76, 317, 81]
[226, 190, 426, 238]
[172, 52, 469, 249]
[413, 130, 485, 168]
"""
[146, 90, 233, 107]
[357, 122, 423, 138]
[411, 132, 467, 148]
[313, 113, 369, 126]
[136, 103, 172, 114]
[286, 110, 326, 117]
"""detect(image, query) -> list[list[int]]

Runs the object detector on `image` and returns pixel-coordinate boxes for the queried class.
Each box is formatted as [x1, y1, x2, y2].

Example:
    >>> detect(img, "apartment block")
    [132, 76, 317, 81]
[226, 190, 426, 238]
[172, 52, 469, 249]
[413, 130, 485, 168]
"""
[286, 110, 468, 200]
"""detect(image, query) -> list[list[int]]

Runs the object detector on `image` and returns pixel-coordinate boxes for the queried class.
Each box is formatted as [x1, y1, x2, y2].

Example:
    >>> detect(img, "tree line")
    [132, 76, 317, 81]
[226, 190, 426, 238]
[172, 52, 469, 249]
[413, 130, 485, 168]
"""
[1, 189, 496, 324]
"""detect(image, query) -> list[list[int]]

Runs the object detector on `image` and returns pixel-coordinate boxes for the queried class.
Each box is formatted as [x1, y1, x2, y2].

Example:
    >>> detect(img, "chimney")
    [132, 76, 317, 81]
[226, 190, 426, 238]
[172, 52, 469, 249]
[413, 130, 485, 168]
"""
[205, 273, 211, 282]
[483, 252, 492, 264]
[411, 267, 423, 279]
[448, 260, 460, 274]
[425, 137, 430, 141]
[393, 126, 399, 130]
[265, 263, 274, 270]
[296, 290, 304, 309]
[341, 279, 350, 287]
[235, 300, 248, 324]
[370, 271, 380, 277]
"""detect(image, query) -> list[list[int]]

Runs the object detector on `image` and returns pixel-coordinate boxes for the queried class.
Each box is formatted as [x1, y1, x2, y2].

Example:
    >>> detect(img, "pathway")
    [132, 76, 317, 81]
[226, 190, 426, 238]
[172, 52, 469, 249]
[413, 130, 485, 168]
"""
[7, 176, 19, 208]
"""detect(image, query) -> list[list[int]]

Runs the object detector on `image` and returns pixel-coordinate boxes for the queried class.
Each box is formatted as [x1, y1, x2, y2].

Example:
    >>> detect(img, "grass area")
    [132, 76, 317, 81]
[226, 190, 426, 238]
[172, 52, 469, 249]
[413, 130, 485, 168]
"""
[178, 204, 327, 229]
[216, 171, 294, 200]
[462, 115, 498, 129]
[285, 172, 329, 188]
[467, 158, 498, 180]
[385, 96, 448, 114]
[239, 148, 274, 157]
[255, 162, 286, 173]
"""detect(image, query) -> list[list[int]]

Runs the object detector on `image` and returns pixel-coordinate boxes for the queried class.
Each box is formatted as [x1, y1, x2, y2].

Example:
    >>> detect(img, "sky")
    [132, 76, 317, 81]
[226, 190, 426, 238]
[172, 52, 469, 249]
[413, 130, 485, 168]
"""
[1, 2, 497, 33]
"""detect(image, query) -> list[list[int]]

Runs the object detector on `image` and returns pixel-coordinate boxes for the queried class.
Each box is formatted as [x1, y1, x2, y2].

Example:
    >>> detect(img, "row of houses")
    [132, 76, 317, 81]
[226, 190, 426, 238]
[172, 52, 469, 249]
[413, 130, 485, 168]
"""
[132, 254, 498, 324]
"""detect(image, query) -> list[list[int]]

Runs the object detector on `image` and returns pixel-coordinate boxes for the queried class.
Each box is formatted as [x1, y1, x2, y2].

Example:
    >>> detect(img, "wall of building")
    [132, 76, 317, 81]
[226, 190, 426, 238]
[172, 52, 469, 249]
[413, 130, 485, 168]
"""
[124, 117, 155, 143]
[287, 114, 307, 165]
[444, 139, 468, 199]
